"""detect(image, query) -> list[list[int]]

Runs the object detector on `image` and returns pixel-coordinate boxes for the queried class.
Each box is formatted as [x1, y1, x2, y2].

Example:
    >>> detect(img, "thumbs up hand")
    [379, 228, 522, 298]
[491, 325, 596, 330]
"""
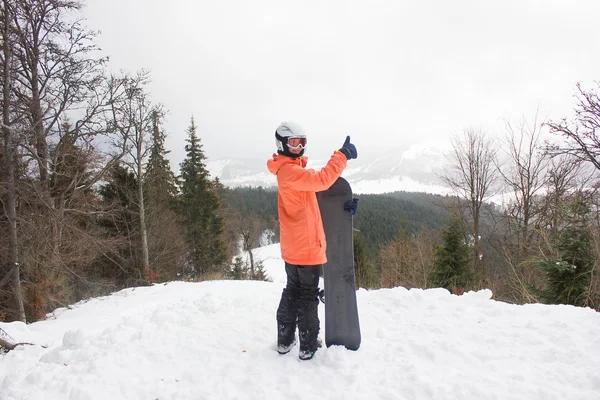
[339, 136, 357, 160]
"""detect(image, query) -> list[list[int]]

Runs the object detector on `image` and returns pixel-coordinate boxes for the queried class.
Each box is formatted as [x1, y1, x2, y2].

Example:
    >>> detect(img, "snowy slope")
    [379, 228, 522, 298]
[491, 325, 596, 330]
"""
[1, 244, 599, 400]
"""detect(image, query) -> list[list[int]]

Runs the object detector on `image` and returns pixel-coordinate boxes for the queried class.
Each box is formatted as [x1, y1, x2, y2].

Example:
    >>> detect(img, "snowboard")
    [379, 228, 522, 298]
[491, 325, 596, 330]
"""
[317, 177, 361, 350]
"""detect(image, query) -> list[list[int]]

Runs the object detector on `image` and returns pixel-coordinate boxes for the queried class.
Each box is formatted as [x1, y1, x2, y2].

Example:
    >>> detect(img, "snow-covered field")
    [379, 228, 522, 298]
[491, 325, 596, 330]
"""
[1, 244, 599, 400]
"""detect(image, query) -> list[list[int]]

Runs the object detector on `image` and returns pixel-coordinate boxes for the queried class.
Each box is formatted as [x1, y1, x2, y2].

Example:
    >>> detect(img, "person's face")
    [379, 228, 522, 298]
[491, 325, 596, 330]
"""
[289, 145, 303, 155]
[287, 136, 306, 155]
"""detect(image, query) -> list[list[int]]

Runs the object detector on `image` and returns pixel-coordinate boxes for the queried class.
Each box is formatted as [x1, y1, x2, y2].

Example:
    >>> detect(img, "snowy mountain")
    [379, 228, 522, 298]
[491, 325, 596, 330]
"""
[206, 142, 453, 195]
[1, 243, 599, 400]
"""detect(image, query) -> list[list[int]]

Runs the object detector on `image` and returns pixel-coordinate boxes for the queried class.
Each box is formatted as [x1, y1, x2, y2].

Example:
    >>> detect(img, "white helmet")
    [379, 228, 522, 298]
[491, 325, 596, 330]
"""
[275, 121, 307, 158]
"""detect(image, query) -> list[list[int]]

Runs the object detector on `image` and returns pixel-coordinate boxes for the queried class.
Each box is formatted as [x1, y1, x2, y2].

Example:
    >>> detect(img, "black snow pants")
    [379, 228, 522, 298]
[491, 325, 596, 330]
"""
[276, 263, 321, 351]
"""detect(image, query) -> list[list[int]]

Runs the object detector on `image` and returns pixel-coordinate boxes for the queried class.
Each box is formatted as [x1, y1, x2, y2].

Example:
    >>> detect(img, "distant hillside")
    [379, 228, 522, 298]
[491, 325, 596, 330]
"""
[353, 191, 451, 252]
[222, 187, 451, 256]
[222, 186, 278, 221]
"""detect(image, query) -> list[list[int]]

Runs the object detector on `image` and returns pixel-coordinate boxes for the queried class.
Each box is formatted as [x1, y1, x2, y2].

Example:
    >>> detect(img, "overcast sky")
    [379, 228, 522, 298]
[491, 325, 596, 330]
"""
[83, 0, 600, 166]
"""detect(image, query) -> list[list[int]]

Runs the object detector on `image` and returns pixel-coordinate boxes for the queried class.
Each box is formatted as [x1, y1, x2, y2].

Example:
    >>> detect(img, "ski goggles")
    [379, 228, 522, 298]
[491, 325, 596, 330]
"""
[287, 136, 307, 150]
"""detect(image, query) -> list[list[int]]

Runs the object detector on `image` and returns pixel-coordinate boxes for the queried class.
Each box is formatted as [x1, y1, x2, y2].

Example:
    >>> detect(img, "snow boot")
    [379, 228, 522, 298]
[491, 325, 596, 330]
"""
[276, 285, 299, 355]
[277, 324, 297, 354]
[277, 336, 297, 354]
[299, 329, 319, 360]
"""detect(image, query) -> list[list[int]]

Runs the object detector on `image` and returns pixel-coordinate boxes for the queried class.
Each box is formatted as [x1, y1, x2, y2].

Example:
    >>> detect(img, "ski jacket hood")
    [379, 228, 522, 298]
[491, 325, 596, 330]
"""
[267, 151, 347, 265]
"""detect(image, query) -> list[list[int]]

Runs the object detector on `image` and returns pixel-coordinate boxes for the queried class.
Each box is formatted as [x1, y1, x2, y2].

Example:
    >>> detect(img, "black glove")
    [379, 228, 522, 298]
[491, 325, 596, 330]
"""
[339, 136, 357, 160]
[344, 198, 359, 215]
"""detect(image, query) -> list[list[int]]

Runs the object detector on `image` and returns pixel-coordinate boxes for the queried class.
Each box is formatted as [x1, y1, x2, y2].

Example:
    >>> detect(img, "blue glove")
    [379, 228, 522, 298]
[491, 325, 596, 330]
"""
[344, 198, 359, 215]
[339, 136, 357, 160]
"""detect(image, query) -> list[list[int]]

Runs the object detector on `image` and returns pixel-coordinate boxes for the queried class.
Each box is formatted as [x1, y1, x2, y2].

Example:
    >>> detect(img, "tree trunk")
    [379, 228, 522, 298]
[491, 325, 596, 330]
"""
[30, 55, 50, 192]
[2, 0, 26, 322]
[473, 207, 480, 273]
[137, 136, 150, 279]
[248, 249, 255, 278]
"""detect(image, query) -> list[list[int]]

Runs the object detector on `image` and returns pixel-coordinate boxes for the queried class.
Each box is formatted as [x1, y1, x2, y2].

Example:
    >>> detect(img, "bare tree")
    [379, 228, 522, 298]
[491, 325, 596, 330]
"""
[497, 113, 550, 260]
[228, 211, 266, 279]
[11, 0, 108, 197]
[502, 155, 589, 304]
[0, 0, 137, 320]
[541, 81, 600, 307]
[546, 82, 600, 172]
[380, 229, 437, 289]
[442, 128, 498, 278]
[110, 71, 161, 281]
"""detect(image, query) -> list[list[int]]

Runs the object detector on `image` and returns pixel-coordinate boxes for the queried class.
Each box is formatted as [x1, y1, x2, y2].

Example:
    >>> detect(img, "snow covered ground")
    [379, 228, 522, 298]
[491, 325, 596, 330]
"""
[1, 243, 600, 400]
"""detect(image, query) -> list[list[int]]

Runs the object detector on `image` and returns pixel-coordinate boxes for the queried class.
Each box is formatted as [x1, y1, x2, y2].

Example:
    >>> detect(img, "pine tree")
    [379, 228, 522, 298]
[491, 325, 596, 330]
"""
[143, 111, 185, 281]
[177, 117, 227, 277]
[251, 260, 268, 281]
[227, 256, 247, 280]
[430, 217, 472, 293]
[145, 111, 178, 204]
[530, 196, 593, 306]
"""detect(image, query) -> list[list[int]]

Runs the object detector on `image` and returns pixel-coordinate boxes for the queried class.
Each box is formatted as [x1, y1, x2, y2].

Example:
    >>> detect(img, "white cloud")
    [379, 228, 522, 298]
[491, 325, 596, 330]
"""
[83, 0, 600, 171]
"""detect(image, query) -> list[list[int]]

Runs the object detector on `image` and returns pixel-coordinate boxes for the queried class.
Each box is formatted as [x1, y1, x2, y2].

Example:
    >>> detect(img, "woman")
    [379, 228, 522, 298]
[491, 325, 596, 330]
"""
[266, 121, 357, 360]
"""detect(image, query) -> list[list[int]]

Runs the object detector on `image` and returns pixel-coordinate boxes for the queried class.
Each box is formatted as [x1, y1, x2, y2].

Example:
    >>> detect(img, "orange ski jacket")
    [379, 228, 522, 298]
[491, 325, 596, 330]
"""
[267, 151, 347, 266]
